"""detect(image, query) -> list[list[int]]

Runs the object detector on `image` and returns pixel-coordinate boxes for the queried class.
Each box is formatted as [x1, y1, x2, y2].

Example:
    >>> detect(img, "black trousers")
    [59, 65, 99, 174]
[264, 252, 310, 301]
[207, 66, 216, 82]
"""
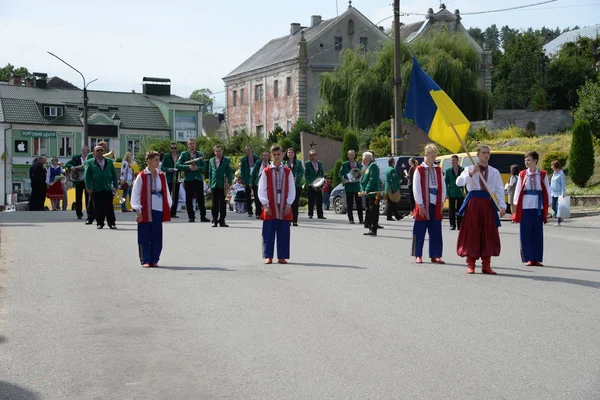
[74, 183, 89, 219]
[211, 188, 227, 223]
[307, 186, 324, 218]
[345, 191, 363, 222]
[29, 184, 47, 211]
[245, 185, 254, 215]
[408, 185, 415, 212]
[252, 185, 262, 217]
[291, 187, 301, 223]
[184, 180, 206, 220]
[386, 198, 402, 220]
[93, 190, 116, 227]
[168, 181, 180, 217]
[448, 197, 464, 229]
[365, 197, 380, 234]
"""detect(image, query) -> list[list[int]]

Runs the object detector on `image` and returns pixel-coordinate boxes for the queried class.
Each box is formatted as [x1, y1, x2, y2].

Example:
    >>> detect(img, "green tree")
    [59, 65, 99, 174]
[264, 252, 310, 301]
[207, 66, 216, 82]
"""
[574, 78, 600, 142]
[484, 24, 500, 52]
[0, 64, 29, 81]
[288, 118, 314, 149]
[467, 27, 485, 48]
[529, 84, 550, 110]
[341, 131, 359, 158]
[330, 159, 344, 188]
[369, 136, 391, 158]
[189, 88, 215, 114]
[569, 119, 595, 187]
[500, 25, 519, 49]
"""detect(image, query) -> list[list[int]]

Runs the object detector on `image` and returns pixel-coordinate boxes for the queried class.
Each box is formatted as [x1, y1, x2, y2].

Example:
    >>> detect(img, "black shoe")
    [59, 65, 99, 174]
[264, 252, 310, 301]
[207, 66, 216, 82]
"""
[219, 222, 229, 227]
[108, 225, 117, 230]
[450, 226, 456, 231]
[77, 216, 82, 220]
[308, 215, 313, 219]
[248, 213, 253, 217]
[363, 232, 377, 236]
[189, 219, 195, 223]
[200, 217, 211, 222]
[172, 215, 179, 219]
[85, 220, 93, 225]
[212, 221, 218, 227]
[318, 216, 327, 220]
[293, 222, 298, 227]
[256, 216, 261, 219]
[386, 218, 395, 221]
[377, 225, 384, 229]
[349, 221, 355, 224]
[96, 225, 104, 229]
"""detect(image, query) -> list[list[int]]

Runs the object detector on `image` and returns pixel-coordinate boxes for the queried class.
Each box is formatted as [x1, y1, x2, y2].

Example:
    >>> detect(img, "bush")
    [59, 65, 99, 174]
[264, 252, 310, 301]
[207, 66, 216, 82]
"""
[541, 151, 568, 173]
[357, 127, 376, 150]
[330, 159, 343, 188]
[279, 137, 293, 152]
[496, 126, 529, 140]
[341, 131, 359, 159]
[574, 79, 600, 143]
[136, 138, 183, 168]
[288, 118, 314, 149]
[374, 120, 391, 138]
[569, 119, 595, 187]
[369, 136, 391, 158]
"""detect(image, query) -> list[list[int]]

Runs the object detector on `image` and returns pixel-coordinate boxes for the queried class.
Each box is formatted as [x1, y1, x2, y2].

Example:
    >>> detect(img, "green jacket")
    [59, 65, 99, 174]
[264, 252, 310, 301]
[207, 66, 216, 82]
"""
[361, 161, 380, 199]
[250, 161, 269, 186]
[65, 154, 86, 187]
[339, 160, 363, 193]
[209, 156, 234, 189]
[240, 154, 259, 185]
[176, 150, 205, 182]
[445, 166, 465, 198]
[284, 159, 304, 187]
[304, 160, 324, 185]
[84, 158, 118, 192]
[385, 166, 400, 193]
[161, 153, 180, 184]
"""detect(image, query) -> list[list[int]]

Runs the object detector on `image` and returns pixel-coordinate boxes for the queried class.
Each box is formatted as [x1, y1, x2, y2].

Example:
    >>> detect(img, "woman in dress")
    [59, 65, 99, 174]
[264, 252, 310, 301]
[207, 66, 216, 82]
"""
[130, 151, 172, 268]
[46, 157, 64, 211]
[505, 164, 520, 216]
[120, 152, 134, 212]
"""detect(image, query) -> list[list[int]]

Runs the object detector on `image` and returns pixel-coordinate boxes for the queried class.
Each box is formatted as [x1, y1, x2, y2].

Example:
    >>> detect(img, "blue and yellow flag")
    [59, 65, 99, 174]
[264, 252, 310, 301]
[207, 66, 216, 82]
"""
[403, 58, 470, 153]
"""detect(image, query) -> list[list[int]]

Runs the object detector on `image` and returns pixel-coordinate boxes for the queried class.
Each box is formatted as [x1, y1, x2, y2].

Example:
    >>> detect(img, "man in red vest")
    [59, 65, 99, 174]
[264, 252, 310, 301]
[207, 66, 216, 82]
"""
[412, 143, 446, 264]
[258, 145, 296, 265]
[511, 151, 552, 266]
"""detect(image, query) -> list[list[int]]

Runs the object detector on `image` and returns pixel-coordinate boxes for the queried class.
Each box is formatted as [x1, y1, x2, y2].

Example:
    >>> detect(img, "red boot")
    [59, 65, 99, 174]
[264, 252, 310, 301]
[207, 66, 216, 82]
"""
[466, 256, 476, 274]
[481, 256, 497, 275]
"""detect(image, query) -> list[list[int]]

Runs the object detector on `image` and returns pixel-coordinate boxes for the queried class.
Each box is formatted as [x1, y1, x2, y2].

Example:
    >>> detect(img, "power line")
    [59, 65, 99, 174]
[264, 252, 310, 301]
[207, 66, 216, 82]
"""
[462, 0, 558, 15]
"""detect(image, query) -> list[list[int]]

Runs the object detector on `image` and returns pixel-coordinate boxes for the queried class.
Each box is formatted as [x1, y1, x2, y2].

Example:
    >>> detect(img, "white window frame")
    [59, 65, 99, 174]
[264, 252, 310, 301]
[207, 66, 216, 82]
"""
[127, 139, 141, 159]
[59, 136, 73, 157]
[256, 125, 264, 137]
[240, 88, 245, 105]
[44, 106, 63, 117]
[90, 137, 112, 151]
[255, 84, 263, 101]
[33, 138, 48, 156]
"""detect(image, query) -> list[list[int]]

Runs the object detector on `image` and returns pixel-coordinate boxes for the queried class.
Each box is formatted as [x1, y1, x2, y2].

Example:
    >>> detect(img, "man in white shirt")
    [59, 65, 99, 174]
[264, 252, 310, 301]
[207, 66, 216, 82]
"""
[258, 145, 296, 265]
[456, 145, 506, 275]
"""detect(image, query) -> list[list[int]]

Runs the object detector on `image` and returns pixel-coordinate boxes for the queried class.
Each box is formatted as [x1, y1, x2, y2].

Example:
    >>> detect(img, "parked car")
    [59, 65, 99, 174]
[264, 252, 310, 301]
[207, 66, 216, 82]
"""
[332, 156, 423, 215]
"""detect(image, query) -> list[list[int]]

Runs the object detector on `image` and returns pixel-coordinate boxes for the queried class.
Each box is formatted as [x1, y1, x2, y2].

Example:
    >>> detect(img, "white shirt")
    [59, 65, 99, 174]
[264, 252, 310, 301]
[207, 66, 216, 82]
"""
[120, 160, 133, 184]
[130, 168, 173, 213]
[513, 168, 552, 210]
[412, 163, 446, 206]
[456, 165, 506, 211]
[258, 164, 296, 206]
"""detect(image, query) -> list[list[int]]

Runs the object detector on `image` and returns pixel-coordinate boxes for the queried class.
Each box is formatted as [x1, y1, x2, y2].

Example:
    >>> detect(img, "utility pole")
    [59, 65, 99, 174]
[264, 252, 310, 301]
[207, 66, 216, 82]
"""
[393, 0, 403, 155]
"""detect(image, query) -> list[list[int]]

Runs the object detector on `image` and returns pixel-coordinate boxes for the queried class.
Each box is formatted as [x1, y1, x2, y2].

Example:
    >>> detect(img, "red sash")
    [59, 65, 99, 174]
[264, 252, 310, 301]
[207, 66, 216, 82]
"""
[511, 169, 549, 224]
[139, 171, 171, 223]
[413, 165, 444, 221]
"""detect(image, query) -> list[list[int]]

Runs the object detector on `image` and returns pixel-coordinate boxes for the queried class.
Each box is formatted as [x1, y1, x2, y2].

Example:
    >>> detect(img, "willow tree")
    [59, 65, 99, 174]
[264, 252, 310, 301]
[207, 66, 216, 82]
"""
[319, 30, 492, 130]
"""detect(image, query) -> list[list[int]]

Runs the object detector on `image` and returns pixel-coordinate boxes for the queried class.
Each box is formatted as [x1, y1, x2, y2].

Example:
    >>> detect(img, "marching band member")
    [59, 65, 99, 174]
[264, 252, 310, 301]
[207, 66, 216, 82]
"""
[240, 145, 259, 217]
[339, 149, 363, 224]
[86, 140, 108, 159]
[258, 145, 295, 264]
[176, 139, 209, 223]
[251, 151, 271, 219]
[131, 151, 172, 268]
[359, 151, 380, 236]
[209, 145, 234, 227]
[456, 145, 506, 274]
[84, 145, 118, 229]
[304, 150, 326, 219]
[385, 157, 403, 221]
[512, 151, 552, 266]
[445, 155, 465, 230]
[283, 148, 304, 227]
[411, 144, 446, 264]
[65, 146, 90, 220]
[45, 157, 64, 211]
[161, 142, 180, 218]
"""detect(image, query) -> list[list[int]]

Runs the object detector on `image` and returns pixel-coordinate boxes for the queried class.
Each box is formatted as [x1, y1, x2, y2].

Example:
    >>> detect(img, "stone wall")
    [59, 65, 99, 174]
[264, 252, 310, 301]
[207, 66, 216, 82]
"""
[300, 132, 342, 174]
[471, 110, 573, 134]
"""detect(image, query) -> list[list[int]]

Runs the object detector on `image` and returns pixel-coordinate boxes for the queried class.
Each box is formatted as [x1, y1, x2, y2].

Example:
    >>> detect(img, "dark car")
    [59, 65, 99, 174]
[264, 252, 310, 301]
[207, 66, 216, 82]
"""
[332, 156, 423, 215]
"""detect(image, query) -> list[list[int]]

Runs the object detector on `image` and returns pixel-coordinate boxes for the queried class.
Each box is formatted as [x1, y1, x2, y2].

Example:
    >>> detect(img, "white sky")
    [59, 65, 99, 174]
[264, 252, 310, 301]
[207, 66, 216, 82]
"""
[1, 0, 598, 111]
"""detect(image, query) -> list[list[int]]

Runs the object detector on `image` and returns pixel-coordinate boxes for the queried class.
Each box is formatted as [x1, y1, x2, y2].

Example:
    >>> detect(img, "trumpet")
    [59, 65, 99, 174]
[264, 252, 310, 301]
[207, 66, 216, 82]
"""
[184, 157, 203, 165]
[110, 184, 127, 204]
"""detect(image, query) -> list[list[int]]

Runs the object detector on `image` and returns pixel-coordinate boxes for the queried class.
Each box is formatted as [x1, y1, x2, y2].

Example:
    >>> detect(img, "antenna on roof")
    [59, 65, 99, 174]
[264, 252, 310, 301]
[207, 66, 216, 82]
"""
[336, 0, 339, 16]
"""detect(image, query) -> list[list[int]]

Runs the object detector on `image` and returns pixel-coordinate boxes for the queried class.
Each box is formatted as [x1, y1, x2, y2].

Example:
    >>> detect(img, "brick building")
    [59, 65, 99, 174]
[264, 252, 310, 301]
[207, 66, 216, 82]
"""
[222, 4, 390, 138]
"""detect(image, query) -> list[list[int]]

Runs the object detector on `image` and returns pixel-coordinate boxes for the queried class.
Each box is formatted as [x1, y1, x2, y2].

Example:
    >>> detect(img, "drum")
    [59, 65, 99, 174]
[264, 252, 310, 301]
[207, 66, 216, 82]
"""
[311, 177, 326, 191]
[387, 189, 401, 203]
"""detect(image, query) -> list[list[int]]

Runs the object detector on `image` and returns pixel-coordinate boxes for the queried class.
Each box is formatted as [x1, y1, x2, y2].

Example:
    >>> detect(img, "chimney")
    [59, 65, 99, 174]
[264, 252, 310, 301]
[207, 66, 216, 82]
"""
[311, 15, 322, 28]
[8, 74, 22, 86]
[142, 77, 171, 96]
[290, 23, 301, 35]
[32, 72, 47, 89]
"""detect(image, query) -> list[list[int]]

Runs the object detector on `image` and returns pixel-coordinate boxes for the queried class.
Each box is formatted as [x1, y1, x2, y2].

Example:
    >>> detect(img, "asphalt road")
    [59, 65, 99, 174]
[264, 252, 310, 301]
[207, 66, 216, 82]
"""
[1, 209, 600, 400]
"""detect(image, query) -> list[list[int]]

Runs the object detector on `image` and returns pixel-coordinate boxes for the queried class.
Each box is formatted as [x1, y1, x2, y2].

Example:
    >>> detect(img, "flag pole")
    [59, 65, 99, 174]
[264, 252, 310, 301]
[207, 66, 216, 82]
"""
[449, 123, 502, 210]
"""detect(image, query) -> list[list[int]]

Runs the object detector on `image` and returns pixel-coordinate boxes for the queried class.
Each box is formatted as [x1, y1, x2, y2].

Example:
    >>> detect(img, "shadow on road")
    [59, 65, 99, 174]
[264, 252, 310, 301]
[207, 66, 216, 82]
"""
[0, 381, 41, 400]
[290, 262, 367, 270]
[0, 334, 6, 344]
[157, 266, 236, 272]
[499, 273, 600, 289]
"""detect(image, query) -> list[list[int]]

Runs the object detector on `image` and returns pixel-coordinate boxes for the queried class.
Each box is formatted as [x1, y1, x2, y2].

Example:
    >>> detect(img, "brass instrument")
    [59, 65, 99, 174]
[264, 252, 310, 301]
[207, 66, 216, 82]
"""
[104, 150, 115, 159]
[110, 184, 127, 204]
[67, 165, 84, 182]
[184, 157, 203, 165]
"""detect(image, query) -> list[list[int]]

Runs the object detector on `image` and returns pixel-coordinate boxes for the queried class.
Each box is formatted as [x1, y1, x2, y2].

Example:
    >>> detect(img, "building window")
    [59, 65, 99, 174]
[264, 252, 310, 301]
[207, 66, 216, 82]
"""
[255, 84, 264, 101]
[286, 77, 292, 96]
[360, 37, 368, 48]
[59, 136, 73, 157]
[43, 106, 63, 117]
[256, 125, 264, 137]
[348, 20, 355, 36]
[274, 80, 279, 98]
[33, 138, 47, 156]
[233, 90, 237, 107]
[240, 88, 245, 105]
[90, 138, 111, 151]
[287, 120, 292, 132]
[335, 37, 343, 51]
[127, 140, 140, 158]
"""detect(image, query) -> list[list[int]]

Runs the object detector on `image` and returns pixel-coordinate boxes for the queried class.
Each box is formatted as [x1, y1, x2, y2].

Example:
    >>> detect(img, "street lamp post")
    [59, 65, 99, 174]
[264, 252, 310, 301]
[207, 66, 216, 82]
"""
[47, 52, 97, 147]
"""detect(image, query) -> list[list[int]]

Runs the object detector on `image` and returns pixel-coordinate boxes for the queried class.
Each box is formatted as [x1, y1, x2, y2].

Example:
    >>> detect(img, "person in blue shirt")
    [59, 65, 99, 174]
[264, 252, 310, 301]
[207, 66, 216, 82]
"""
[550, 160, 567, 227]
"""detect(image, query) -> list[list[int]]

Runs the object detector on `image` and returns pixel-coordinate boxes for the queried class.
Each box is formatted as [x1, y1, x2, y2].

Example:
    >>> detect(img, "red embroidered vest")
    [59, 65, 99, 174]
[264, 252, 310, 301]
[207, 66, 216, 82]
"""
[511, 169, 549, 224]
[413, 165, 444, 221]
[139, 171, 171, 223]
[260, 165, 293, 221]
